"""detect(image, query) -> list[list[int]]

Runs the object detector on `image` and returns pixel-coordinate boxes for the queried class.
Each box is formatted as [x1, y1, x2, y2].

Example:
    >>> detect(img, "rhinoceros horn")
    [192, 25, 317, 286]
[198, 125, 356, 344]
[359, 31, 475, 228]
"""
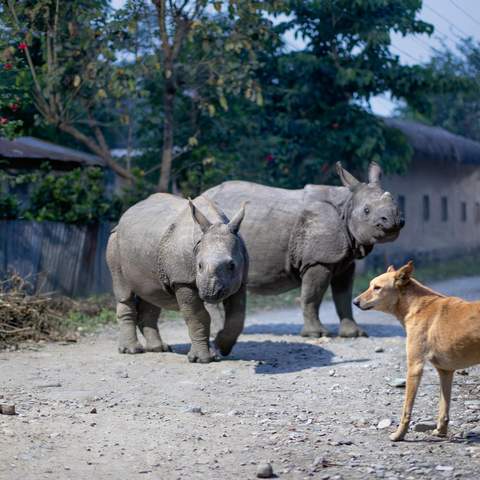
[188, 199, 212, 233]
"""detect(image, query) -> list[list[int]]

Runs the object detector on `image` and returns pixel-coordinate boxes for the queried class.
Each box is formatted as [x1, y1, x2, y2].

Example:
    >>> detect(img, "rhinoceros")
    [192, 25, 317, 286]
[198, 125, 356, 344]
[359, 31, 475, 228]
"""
[203, 162, 404, 338]
[106, 194, 248, 363]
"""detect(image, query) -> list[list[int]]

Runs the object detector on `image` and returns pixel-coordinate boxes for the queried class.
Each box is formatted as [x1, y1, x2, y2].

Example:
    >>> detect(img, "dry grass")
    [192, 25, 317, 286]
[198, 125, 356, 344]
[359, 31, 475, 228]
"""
[0, 273, 114, 349]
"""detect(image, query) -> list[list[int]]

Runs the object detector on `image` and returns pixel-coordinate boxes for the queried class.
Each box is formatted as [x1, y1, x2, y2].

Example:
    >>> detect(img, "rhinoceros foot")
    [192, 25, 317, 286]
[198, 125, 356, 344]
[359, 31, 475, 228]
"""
[145, 342, 172, 353]
[338, 319, 368, 338]
[187, 345, 221, 364]
[300, 326, 331, 338]
[118, 341, 145, 354]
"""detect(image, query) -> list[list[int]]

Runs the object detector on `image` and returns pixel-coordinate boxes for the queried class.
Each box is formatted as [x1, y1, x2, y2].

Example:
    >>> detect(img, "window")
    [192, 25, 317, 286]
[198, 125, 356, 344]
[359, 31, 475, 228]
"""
[441, 196, 448, 222]
[398, 195, 405, 219]
[461, 202, 467, 222]
[422, 195, 430, 221]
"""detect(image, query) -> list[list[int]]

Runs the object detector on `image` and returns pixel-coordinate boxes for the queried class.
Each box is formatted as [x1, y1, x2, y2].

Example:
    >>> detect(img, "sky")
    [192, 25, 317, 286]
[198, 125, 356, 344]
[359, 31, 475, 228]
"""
[112, 0, 480, 116]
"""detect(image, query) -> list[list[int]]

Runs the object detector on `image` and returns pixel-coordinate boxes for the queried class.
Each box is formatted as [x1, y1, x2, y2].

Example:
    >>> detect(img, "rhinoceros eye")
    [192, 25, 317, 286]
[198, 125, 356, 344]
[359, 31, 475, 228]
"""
[198, 262, 203, 271]
[228, 260, 235, 271]
[364, 206, 370, 215]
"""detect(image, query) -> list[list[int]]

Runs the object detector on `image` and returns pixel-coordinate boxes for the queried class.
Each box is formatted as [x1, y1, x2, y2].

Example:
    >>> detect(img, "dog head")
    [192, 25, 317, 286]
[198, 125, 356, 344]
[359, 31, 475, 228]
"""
[353, 261, 414, 314]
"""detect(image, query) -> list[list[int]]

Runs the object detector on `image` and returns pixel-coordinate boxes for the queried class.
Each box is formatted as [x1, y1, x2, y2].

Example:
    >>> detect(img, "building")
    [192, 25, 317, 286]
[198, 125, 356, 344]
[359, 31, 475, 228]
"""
[0, 136, 119, 208]
[369, 118, 480, 268]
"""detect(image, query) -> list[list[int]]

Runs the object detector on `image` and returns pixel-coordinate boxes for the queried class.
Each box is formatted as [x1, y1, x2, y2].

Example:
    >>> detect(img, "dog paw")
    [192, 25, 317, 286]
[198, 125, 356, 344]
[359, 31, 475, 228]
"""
[389, 430, 406, 442]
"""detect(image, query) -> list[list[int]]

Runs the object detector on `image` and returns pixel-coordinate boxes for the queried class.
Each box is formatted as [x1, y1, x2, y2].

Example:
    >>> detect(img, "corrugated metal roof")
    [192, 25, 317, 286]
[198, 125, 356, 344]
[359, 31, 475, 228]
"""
[0, 136, 105, 167]
[384, 118, 480, 166]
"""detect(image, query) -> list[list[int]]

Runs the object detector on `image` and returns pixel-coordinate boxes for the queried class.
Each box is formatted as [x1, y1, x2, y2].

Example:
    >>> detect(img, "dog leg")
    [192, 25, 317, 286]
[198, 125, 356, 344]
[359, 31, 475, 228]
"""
[433, 369, 454, 437]
[390, 361, 424, 442]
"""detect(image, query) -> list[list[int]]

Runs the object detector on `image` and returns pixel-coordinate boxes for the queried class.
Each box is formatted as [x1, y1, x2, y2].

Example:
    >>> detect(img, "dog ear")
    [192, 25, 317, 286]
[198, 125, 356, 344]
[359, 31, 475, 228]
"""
[394, 260, 414, 287]
[387, 265, 396, 273]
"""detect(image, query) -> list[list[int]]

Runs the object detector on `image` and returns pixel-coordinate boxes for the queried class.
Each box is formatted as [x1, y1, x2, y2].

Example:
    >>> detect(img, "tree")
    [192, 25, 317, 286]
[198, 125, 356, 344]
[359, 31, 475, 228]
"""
[248, 0, 441, 186]
[150, 0, 281, 191]
[396, 37, 480, 141]
[0, 0, 150, 181]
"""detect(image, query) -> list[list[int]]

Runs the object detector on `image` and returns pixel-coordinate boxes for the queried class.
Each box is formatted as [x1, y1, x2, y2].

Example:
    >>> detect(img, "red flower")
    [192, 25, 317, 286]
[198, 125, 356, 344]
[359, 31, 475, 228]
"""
[331, 123, 340, 129]
[9, 103, 19, 112]
[18, 42, 27, 51]
[265, 153, 274, 164]
[3, 63, 13, 70]
[0, 117, 9, 125]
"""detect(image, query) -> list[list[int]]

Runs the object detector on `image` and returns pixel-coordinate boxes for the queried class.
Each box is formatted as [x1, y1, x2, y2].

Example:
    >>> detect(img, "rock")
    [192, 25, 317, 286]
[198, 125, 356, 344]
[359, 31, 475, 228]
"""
[0, 404, 16, 415]
[90, 407, 97, 414]
[457, 370, 469, 376]
[374, 346, 384, 353]
[312, 456, 328, 468]
[256, 463, 274, 478]
[435, 465, 454, 472]
[184, 406, 203, 414]
[389, 378, 406, 388]
[328, 369, 336, 377]
[377, 418, 392, 429]
[414, 422, 436, 432]
[465, 401, 480, 410]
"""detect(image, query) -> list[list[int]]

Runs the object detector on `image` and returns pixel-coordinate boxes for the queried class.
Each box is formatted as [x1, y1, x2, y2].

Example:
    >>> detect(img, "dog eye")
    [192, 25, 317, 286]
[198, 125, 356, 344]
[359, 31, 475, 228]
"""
[373, 285, 381, 291]
[364, 206, 370, 215]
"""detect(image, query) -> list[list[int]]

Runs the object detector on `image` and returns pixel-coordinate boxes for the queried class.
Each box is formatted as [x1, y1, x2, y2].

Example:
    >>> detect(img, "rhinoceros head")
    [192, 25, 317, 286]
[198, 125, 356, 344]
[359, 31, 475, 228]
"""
[336, 162, 404, 246]
[188, 199, 247, 304]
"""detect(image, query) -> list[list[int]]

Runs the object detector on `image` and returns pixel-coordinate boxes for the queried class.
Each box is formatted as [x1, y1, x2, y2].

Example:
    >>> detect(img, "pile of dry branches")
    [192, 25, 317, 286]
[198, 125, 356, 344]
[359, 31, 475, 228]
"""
[0, 274, 65, 347]
[0, 274, 113, 348]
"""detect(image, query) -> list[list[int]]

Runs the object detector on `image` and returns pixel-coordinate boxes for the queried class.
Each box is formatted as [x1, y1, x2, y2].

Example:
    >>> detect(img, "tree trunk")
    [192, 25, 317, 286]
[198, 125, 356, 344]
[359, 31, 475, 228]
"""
[158, 88, 175, 192]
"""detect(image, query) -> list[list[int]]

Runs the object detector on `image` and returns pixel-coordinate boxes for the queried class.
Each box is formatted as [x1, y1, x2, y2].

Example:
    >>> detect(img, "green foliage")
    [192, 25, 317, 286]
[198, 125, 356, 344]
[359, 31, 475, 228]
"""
[397, 38, 480, 141]
[0, 165, 150, 223]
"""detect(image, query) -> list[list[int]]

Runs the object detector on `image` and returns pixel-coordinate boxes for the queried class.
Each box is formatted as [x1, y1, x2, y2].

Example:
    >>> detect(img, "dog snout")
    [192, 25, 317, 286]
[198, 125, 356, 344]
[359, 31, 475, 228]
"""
[353, 296, 361, 307]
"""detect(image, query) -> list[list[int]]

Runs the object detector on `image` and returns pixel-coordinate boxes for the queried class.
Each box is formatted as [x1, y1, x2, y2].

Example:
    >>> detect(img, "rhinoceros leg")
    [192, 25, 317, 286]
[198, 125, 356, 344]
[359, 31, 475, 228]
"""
[214, 284, 246, 356]
[176, 286, 220, 363]
[331, 262, 368, 338]
[300, 264, 332, 338]
[117, 298, 145, 354]
[137, 299, 171, 353]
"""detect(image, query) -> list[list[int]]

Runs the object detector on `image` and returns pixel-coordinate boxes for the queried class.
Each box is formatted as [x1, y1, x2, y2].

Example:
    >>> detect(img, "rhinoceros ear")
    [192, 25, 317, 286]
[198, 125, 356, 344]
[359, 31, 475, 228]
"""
[228, 202, 247, 234]
[188, 199, 212, 234]
[368, 161, 382, 186]
[202, 195, 229, 223]
[336, 162, 360, 189]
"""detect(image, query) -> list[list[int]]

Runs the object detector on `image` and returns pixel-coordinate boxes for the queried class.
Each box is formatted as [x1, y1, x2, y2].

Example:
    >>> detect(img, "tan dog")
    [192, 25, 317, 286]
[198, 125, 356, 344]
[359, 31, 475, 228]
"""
[353, 261, 480, 441]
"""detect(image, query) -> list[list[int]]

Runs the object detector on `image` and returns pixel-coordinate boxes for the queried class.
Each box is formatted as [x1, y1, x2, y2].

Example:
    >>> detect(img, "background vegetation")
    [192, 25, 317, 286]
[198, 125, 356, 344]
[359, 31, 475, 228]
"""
[0, 0, 478, 221]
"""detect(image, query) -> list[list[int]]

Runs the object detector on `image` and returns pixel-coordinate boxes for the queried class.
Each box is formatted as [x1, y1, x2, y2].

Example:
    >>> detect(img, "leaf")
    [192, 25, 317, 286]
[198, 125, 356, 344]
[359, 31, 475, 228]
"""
[219, 95, 228, 111]
[73, 75, 81, 87]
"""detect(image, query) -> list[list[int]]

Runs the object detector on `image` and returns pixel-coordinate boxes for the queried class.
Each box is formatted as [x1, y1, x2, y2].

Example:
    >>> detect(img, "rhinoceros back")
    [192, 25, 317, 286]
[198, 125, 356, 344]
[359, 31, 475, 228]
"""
[203, 181, 304, 294]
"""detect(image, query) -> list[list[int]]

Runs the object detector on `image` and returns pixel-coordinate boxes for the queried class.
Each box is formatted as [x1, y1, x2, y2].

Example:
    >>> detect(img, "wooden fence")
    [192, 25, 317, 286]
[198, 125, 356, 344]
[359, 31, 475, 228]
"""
[0, 220, 113, 297]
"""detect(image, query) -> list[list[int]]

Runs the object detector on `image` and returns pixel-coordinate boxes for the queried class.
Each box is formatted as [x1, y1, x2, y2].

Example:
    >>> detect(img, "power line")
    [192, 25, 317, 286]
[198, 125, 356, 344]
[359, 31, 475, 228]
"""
[391, 44, 424, 64]
[424, 2, 471, 38]
[449, 0, 480, 28]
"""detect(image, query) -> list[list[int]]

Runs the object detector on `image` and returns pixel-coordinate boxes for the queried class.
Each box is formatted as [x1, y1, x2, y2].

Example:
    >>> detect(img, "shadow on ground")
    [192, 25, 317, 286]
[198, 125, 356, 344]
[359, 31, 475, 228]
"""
[171, 340, 370, 374]
[243, 322, 404, 338]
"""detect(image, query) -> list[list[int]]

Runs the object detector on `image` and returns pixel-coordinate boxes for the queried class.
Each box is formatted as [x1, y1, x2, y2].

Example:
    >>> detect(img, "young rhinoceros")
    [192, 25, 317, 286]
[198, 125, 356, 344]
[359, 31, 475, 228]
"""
[106, 194, 248, 363]
[203, 162, 404, 338]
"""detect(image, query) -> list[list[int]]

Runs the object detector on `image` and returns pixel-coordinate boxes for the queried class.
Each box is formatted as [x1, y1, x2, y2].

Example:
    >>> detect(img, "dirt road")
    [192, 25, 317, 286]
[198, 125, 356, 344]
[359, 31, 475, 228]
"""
[1, 277, 480, 479]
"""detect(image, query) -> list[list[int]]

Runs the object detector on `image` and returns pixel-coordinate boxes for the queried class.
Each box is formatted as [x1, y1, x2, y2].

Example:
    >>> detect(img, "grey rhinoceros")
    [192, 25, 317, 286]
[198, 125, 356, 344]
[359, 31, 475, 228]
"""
[203, 162, 404, 338]
[106, 194, 248, 363]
